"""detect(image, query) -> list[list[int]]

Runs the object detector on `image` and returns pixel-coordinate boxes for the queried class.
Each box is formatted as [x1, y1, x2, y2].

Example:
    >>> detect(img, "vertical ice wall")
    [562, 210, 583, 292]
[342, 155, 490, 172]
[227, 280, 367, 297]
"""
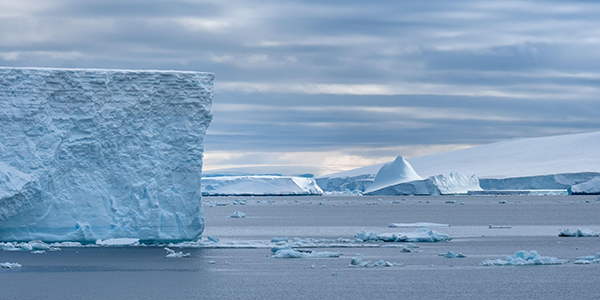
[0, 68, 213, 242]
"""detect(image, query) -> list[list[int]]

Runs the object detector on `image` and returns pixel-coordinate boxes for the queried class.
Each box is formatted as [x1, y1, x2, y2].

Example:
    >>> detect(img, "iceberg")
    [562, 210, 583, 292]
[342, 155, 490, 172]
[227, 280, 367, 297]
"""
[1, 262, 22, 269]
[365, 172, 481, 196]
[364, 156, 423, 194]
[0, 67, 214, 243]
[228, 211, 247, 218]
[558, 228, 599, 237]
[441, 251, 466, 258]
[164, 247, 191, 258]
[271, 248, 341, 258]
[574, 252, 600, 264]
[479, 250, 568, 266]
[318, 131, 600, 193]
[355, 228, 452, 243]
[201, 175, 323, 196]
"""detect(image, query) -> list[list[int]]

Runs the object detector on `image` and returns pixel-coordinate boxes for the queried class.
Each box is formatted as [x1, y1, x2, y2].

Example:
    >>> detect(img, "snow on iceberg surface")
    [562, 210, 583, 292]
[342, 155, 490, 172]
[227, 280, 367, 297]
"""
[0, 67, 214, 243]
[364, 156, 423, 194]
[479, 251, 568, 266]
[201, 175, 323, 196]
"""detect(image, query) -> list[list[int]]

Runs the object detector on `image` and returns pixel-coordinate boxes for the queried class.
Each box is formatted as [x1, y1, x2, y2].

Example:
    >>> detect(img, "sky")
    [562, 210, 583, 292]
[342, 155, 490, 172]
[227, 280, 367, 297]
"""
[1, 0, 600, 176]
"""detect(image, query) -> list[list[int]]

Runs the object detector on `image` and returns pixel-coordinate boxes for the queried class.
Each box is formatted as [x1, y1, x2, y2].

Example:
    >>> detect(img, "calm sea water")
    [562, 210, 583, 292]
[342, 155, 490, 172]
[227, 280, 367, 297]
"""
[2, 195, 600, 299]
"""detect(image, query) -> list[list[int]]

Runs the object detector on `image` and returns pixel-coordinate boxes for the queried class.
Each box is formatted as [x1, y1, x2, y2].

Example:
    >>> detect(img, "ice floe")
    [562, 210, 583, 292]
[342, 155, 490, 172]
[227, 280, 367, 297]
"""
[228, 211, 247, 218]
[558, 228, 599, 237]
[574, 253, 600, 264]
[1, 262, 22, 269]
[389, 222, 450, 228]
[479, 251, 568, 266]
[440, 251, 466, 258]
[164, 247, 191, 258]
[1, 241, 60, 252]
[271, 248, 340, 258]
[348, 257, 403, 268]
[355, 228, 452, 243]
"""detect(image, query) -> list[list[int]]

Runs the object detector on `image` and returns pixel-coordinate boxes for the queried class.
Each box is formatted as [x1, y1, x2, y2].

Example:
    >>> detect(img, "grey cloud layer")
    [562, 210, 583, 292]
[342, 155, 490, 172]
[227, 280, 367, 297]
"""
[1, 0, 599, 174]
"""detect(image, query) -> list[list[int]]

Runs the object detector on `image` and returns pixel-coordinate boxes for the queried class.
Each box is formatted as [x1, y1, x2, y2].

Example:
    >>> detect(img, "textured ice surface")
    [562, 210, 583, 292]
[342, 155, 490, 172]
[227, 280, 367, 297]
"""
[364, 156, 423, 194]
[1, 262, 22, 268]
[569, 176, 600, 194]
[558, 228, 599, 237]
[164, 247, 191, 258]
[228, 211, 246, 218]
[0, 67, 213, 243]
[355, 228, 452, 243]
[202, 175, 323, 196]
[479, 250, 568, 266]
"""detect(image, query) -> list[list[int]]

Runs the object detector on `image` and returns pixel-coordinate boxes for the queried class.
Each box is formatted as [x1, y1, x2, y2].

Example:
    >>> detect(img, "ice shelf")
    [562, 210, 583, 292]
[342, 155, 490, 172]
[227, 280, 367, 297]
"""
[0, 67, 213, 243]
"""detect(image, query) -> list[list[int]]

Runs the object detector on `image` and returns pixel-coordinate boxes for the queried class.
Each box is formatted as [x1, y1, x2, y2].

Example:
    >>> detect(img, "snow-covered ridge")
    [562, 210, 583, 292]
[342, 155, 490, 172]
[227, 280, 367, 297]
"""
[202, 175, 323, 196]
[0, 67, 213, 242]
[318, 131, 600, 194]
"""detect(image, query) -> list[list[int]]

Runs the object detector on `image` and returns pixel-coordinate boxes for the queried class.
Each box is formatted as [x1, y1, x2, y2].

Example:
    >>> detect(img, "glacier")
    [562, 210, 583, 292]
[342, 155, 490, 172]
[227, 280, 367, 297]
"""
[201, 175, 323, 196]
[317, 131, 600, 194]
[0, 67, 213, 243]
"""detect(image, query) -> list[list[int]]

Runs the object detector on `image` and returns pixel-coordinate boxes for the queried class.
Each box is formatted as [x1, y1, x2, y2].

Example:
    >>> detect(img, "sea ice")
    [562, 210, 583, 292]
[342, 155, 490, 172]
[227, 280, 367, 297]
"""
[271, 248, 340, 258]
[389, 222, 450, 228]
[348, 257, 402, 268]
[479, 250, 568, 266]
[1, 262, 22, 269]
[228, 211, 247, 218]
[558, 228, 599, 237]
[0, 67, 214, 243]
[574, 253, 600, 264]
[355, 228, 452, 243]
[441, 251, 466, 258]
[164, 247, 191, 258]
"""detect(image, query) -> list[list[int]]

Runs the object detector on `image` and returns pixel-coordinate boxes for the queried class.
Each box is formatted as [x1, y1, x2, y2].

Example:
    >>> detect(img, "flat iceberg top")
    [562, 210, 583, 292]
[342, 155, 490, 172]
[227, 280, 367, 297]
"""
[202, 175, 323, 196]
[0, 66, 214, 76]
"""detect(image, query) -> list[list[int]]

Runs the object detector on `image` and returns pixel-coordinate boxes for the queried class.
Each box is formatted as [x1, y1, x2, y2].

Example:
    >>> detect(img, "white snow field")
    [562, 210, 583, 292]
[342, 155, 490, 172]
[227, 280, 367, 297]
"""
[201, 175, 323, 196]
[318, 131, 600, 194]
[0, 67, 214, 243]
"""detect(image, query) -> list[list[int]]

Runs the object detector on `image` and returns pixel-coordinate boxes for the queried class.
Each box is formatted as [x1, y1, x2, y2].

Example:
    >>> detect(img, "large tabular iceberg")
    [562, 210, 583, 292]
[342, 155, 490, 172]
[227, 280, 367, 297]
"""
[0, 67, 213, 243]
[201, 175, 323, 196]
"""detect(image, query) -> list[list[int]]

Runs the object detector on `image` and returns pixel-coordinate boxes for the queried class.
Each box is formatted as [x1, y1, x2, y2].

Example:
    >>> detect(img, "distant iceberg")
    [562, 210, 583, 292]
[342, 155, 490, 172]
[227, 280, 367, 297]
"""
[365, 172, 482, 196]
[355, 228, 452, 243]
[558, 228, 599, 237]
[202, 175, 323, 196]
[364, 156, 423, 194]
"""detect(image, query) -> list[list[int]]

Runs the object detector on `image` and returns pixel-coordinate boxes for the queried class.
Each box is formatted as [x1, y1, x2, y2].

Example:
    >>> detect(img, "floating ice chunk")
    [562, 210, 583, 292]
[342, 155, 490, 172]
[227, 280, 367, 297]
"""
[208, 260, 216, 264]
[271, 248, 340, 258]
[574, 252, 600, 264]
[489, 224, 512, 229]
[228, 211, 247, 218]
[355, 228, 452, 243]
[558, 228, 599, 237]
[441, 251, 466, 258]
[271, 237, 289, 243]
[479, 250, 568, 266]
[1, 262, 22, 269]
[389, 222, 450, 228]
[207, 236, 220, 243]
[31, 250, 46, 254]
[164, 247, 191, 258]
[348, 257, 402, 268]
[96, 238, 140, 246]
[216, 201, 228, 206]
[0, 241, 59, 252]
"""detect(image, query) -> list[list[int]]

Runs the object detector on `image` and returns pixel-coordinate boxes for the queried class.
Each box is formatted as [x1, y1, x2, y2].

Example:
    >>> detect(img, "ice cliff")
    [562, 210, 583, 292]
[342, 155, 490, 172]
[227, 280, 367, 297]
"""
[0, 67, 213, 243]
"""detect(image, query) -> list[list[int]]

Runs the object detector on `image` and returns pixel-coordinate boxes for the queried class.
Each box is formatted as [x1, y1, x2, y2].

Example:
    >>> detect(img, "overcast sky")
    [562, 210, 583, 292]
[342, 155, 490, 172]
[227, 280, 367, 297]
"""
[2, 0, 599, 176]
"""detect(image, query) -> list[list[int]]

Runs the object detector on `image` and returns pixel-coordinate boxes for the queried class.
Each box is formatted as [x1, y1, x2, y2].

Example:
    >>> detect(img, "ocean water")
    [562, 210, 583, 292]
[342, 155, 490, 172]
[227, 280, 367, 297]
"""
[2, 195, 600, 299]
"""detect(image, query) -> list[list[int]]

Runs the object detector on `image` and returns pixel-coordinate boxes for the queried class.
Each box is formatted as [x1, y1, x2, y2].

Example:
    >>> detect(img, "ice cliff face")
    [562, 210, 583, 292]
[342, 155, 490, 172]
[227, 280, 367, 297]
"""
[0, 67, 213, 243]
[202, 176, 323, 196]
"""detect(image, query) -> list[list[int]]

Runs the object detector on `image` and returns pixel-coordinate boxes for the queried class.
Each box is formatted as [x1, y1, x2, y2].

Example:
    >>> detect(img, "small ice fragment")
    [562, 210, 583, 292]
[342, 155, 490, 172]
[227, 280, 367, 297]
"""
[479, 250, 567, 266]
[401, 247, 412, 253]
[498, 200, 510, 204]
[1, 262, 22, 269]
[442, 251, 466, 258]
[331, 270, 339, 276]
[164, 247, 191, 258]
[228, 211, 246, 218]
[31, 250, 45, 254]
[208, 260, 216, 264]
[271, 249, 340, 258]
[310, 264, 317, 269]
[489, 224, 512, 229]
[207, 236, 220, 243]
[216, 201, 227, 206]
[271, 237, 289, 243]
[224, 261, 230, 265]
